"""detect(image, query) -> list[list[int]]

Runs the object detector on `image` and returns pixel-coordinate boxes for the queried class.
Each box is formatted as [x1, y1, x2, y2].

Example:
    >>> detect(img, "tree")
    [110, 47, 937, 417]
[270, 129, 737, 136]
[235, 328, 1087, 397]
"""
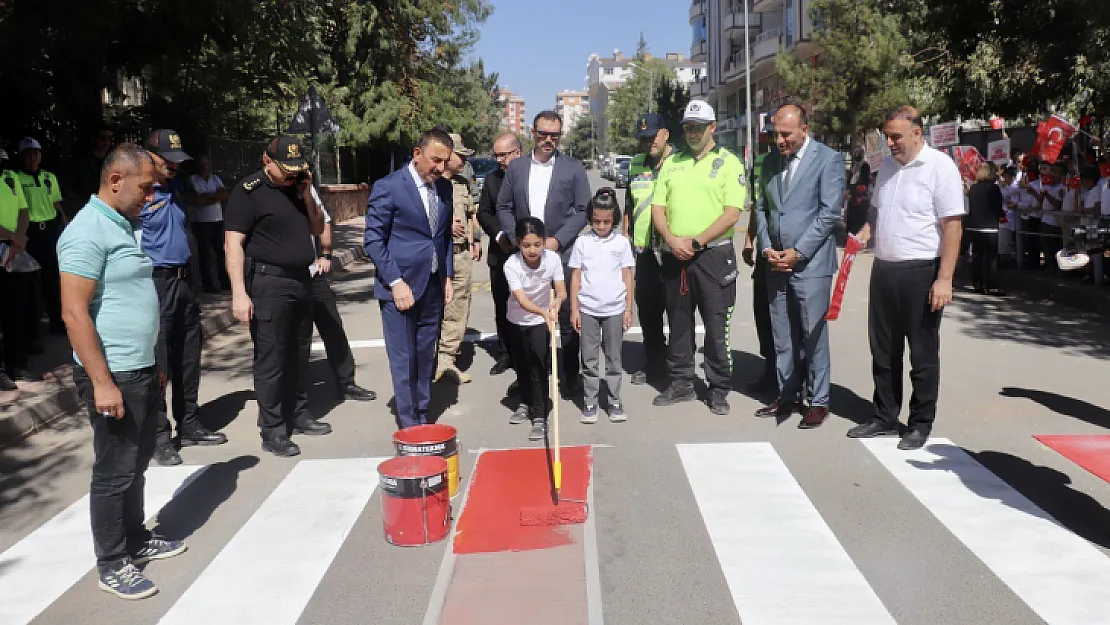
[563, 113, 599, 161]
[774, 0, 915, 141]
[606, 57, 679, 155]
[654, 78, 691, 152]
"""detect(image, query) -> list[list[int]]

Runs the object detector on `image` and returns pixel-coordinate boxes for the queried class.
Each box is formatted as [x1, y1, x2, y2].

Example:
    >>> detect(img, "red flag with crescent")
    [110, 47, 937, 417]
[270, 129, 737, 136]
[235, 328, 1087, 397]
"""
[1034, 115, 1077, 164]
[826, 235, 863, 321]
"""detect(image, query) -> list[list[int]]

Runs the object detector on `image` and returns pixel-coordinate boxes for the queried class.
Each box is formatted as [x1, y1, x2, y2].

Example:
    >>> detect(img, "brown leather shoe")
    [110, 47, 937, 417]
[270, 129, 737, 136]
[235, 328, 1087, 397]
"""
[754, 400, 803, 418]
[798, 406, 829, 429]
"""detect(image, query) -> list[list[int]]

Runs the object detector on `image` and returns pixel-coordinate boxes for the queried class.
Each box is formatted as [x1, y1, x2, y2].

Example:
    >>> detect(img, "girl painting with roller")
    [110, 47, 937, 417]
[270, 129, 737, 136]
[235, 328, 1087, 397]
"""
[503, 217, 567, 442]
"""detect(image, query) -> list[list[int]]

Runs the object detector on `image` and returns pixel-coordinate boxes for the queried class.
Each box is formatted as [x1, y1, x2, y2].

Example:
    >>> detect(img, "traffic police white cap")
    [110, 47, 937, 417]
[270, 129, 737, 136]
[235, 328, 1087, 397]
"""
[682, 100, 716, 124]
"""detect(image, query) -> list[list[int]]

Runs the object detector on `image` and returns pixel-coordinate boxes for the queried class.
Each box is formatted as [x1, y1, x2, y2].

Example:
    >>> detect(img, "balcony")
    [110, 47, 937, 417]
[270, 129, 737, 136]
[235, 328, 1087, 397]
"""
[689, 0, 707, 23]
[724, 6, 762, 38]
[691, 38, 708, 62]
[753, 0, 783, 11]
[749, 27, 782, 64]
[723, 51, 746, 82]
[690, 76, 709, 98]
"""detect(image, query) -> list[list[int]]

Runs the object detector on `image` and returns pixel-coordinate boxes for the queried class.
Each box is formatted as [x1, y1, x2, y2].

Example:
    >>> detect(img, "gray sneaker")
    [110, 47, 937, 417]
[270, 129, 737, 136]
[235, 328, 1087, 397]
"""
[580, 405, 599, 424]
[98, 563, 157, 600]
[132, 538, 187, 565]
[608, 404, 627, 423]
[528, 419, 546, 441]
[509, 405, 530, 425]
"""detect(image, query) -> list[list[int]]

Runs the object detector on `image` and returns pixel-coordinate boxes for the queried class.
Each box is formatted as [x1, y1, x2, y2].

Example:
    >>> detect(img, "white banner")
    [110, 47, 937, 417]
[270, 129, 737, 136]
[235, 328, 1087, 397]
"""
[929, 121, 960, 147]
[986, 138, 1011, 166]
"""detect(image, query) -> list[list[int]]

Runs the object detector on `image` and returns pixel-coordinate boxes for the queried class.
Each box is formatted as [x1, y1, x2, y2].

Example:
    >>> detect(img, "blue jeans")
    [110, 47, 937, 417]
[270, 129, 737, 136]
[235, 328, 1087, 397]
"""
[74, 365, 159, 571]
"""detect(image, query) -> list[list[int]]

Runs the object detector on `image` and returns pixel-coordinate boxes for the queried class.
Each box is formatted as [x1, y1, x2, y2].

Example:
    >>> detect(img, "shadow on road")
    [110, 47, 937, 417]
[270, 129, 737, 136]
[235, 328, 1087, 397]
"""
[1000, 387, 1110, 429]
[949, 291, 1110, 360]
[199, 389, 255, 432]
[152, 455, 260, 542]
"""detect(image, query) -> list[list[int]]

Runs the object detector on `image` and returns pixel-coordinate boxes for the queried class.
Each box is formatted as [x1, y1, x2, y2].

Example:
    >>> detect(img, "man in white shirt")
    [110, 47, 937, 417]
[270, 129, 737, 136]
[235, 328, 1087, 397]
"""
[851, 105, 965, 451]
[188, 155, 230, 292]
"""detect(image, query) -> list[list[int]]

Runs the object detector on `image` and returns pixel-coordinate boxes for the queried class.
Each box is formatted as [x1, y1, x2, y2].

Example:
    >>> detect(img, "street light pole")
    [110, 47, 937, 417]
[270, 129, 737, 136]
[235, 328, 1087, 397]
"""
[743, 0, 754, 171]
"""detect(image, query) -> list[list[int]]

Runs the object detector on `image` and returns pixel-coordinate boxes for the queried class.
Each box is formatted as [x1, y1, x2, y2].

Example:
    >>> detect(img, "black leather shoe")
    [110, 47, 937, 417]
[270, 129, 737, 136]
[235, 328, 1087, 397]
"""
[630, 370, 649, 385]
[340, 383, 376, 401]
[153, 443, 182, 466]
[490, 357, 512, 376]
[180, 426, 228, 447]
[798, 406, 830, 429]
[653, 383, 696, 406]
[846, 420, 900, 438]
[293, 418, 332, 436]
[754, 400, 802, 418]
[708, 389, 730, 415]
[0, 371, 17, 391]
[262, 436, 301, 457]
[897, 429, 929, 450]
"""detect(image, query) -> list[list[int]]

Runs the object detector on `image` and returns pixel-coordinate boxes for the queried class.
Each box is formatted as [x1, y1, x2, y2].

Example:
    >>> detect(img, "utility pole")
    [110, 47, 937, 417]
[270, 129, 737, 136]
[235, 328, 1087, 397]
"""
[743, 0, 754, 170]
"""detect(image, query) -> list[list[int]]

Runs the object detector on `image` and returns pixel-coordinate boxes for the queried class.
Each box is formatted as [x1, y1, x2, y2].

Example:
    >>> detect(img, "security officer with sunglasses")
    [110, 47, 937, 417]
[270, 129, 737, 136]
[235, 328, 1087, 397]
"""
[224, 136, 330, 457]
[650, 100, 747, 415]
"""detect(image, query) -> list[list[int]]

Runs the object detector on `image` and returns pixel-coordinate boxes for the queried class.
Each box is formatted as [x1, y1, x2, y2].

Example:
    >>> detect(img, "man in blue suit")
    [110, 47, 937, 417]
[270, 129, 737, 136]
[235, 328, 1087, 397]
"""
[497, 110, 590, 396]
[364, 129, 456, 428]
[753, 104, 844, 429]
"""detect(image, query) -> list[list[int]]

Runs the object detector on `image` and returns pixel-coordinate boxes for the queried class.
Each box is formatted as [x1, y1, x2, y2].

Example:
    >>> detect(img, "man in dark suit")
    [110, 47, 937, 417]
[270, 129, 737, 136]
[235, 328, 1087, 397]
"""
[497, 110, 590, 395]
[476, 132, 523, 376]
[753, 104, 844, 429]
[364, 129, 456, 428]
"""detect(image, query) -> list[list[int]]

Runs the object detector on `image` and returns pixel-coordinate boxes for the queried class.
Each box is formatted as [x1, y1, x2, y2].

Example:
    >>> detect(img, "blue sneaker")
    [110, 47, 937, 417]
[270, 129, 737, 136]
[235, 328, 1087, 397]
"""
[132, 538, 187, 565]
[608, 404, 627, 423]
[580, 405, 599, 424]
[98, 563, 158, 600]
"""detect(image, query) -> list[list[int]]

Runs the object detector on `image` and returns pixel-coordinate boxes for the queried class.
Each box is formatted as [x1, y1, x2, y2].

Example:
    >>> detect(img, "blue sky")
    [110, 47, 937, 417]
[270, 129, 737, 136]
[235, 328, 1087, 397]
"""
[469, 0, 692, 121]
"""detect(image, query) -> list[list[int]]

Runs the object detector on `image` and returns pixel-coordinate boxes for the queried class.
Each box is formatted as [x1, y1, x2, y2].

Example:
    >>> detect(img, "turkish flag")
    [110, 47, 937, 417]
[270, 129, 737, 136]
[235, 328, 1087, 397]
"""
[826, 235, 863, 321]
[1034, 115, 1077, 164]
[990, 116, 1004, 130]
[951, 146, 984, 182]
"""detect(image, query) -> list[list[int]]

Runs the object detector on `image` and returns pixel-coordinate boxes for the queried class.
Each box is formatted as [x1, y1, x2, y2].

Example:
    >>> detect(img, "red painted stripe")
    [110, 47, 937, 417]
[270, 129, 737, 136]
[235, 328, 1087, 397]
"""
[453, 446, 592, 554]
[1035, 435, 1110, 484]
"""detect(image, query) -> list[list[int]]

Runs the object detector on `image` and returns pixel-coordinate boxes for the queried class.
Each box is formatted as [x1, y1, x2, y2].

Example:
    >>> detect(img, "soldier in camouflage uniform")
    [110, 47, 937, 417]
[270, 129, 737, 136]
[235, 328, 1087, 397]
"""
[436, 133, 481, 383]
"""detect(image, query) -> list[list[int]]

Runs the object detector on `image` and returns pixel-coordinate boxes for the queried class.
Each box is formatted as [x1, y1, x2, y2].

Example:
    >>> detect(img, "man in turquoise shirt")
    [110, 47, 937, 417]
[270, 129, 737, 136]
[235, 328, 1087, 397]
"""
[58, 143, 187, 601]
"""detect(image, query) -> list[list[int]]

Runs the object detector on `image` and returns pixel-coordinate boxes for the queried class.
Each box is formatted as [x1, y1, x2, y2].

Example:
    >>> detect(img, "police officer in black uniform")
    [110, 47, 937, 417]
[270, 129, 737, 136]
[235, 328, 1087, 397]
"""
[224, 136, 330, 457]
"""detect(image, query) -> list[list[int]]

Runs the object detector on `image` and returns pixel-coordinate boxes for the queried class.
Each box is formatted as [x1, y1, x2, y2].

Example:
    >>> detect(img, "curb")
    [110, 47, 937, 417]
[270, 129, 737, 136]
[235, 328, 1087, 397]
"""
[0, 242, 372, 449]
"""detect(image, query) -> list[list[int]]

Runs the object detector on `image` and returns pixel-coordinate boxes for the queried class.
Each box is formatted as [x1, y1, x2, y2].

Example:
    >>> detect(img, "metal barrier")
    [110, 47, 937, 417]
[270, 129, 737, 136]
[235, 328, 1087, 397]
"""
[1013, 210, 1107, 285]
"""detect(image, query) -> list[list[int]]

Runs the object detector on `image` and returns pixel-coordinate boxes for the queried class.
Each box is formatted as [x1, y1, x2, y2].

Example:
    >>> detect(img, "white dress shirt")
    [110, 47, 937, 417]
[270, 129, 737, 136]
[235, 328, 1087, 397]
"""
[871, 143, 966, 262]
[527, 152, 556, 222]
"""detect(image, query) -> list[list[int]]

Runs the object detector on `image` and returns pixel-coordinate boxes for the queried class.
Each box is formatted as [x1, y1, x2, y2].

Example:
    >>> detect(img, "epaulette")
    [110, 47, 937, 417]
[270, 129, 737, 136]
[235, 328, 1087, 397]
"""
[242, 174, 263, 192]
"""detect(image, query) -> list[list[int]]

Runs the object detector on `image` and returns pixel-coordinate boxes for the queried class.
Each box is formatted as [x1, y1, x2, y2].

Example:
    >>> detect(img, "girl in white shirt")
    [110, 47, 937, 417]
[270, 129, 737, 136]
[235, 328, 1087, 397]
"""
[503, 217, 567, 440]
[569, 188, 635, 424]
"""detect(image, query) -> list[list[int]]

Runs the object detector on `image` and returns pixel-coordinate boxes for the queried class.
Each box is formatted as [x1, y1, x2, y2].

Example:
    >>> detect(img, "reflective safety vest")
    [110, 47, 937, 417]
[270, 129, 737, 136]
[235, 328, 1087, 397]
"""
[0, 169, 28, 233]
[627, 151, 672, 250]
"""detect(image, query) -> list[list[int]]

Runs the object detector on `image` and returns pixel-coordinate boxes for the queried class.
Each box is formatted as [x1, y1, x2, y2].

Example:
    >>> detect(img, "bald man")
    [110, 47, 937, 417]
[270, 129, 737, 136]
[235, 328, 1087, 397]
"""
[753, 104, 844, 429]
[476, 133, 523, 377]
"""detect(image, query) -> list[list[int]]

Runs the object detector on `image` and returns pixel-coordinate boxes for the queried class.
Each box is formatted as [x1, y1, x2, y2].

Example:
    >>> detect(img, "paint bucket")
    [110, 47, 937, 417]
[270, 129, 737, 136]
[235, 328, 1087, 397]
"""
[393, 424, 461, 498]
[378, 456, 451, 547]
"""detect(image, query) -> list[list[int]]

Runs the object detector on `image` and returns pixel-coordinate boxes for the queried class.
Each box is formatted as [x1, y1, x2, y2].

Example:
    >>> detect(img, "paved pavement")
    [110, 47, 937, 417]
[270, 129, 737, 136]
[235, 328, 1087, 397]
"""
[4, 170, 1110, 624]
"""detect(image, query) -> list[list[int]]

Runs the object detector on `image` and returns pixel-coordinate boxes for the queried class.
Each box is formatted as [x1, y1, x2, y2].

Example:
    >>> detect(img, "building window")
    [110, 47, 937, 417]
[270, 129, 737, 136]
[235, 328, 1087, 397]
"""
[692, 16, 708, 43]
[604, 68, 614, 75]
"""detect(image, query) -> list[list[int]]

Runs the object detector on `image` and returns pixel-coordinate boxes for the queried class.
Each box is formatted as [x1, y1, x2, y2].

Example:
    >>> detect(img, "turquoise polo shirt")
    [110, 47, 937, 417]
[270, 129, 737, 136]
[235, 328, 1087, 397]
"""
[57, 195, 159, 372]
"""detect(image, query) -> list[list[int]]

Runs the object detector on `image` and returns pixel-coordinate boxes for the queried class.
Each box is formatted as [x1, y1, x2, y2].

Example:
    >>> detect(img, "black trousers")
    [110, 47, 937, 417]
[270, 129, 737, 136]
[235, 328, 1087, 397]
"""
[192, 221, 230, 291]
[558, 264, 580, 384]
[24, 218, 62, 336]
[0, 270, 35, 371]
[1041, 224, 1063, 271]
[153, 274, 203, 446]
[312, 273, 355, 387]
[1022, 218, 1042, 269]
[751, 255, 775, 375]
[249, 272, 313, 439]
[967, 230, 999, 291]
[75, 365, 159, 571]
[868, 259, 943, 433]
[660, 245, 738, 391]
[490, 260, 513, 363]
[634, 252, 667, 368]
[509, 322, 550, 419]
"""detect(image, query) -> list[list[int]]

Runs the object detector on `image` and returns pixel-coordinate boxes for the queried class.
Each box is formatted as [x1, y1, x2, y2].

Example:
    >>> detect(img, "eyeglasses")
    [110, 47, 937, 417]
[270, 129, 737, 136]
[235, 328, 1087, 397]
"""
[682, 123, 710, 134]
[494, 149, 519, 158]
[535, 131, 561, 140]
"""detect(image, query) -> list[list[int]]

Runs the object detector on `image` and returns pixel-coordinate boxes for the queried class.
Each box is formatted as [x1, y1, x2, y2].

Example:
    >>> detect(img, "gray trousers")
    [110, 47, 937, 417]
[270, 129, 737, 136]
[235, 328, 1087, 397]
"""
[767, 272, 832, 407]
[579, 313, 624, 408]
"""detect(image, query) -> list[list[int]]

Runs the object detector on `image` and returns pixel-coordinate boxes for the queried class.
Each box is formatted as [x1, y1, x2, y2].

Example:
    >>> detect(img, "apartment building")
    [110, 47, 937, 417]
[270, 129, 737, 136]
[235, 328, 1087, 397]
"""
[586, 49, 706, 154]
[555, 90, 590, 131]
[691, 0, 822, 156]
[499, 89, 527, 135]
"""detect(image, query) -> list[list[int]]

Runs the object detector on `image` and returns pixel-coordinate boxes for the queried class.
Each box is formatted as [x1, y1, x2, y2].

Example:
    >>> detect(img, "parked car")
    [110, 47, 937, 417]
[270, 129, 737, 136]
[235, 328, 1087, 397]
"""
[469, 156, 498, 196]
[615, 160, 631, 188]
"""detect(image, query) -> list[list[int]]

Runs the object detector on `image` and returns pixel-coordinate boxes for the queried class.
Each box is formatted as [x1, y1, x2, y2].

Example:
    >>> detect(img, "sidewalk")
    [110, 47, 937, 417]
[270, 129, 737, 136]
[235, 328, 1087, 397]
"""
[993, 266, 1110, 317]
[0, 217, 370, 448]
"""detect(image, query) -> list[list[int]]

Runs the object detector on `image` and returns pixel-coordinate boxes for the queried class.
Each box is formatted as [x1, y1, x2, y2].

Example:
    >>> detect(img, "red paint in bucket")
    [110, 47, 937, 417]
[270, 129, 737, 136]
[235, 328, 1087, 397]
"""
[393, 424, 461, 498]
[378, 456, 451, 547]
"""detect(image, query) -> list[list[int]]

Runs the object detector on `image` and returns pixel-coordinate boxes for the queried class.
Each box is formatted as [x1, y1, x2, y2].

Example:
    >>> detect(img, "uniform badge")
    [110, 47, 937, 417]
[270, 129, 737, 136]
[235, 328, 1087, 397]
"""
[243, 177, 262, 192]
[709, 157, 725, 179]
[169, 134, 182, 150]
[287, 143, 301, 158]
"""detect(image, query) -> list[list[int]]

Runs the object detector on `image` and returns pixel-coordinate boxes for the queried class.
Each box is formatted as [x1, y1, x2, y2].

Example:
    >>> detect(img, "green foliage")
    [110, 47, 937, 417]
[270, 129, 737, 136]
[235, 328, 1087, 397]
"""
[606, 57, 680, 155]
[563, 113, 599, 161]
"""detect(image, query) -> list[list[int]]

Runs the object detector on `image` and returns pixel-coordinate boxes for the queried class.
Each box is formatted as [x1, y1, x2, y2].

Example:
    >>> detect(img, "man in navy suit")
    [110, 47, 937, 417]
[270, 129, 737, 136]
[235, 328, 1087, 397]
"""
[497, 110, 590, 395]
[753, 104, 844, 429]
[364, 129, 456, 428]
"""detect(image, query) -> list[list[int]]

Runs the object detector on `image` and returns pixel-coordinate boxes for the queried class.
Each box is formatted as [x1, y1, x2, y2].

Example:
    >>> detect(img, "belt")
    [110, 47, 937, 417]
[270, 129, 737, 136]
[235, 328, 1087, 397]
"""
[253, 263, 311, 281]
[454, 241, 470, 253]
[661, 237, 732, 254]
[152, 265, 190, 279]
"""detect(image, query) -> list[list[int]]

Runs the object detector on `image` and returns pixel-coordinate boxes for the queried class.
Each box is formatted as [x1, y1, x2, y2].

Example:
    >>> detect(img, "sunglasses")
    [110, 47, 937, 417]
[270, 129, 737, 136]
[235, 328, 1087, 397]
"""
[535, 131, 561, 140]
[683, 124, 710, 134]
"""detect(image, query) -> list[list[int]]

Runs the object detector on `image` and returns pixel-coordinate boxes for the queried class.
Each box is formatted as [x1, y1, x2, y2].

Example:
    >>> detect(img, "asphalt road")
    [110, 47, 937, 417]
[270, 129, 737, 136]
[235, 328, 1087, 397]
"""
[4, 169, 1110, 625]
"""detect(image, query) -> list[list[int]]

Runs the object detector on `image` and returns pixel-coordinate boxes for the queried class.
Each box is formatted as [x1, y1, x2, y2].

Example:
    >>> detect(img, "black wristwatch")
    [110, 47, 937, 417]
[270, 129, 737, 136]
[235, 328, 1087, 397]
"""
[691, 238, 703, 251]
[323, 252, 333, 260]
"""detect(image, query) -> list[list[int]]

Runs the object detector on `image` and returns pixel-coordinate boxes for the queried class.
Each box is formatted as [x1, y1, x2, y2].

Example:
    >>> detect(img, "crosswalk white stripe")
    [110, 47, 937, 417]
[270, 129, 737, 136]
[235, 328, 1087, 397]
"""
[862, 438, 1110, 625]
[678, 443, 896, 624]
[0, 465, 205, 625]
[158, 457, 388, 625]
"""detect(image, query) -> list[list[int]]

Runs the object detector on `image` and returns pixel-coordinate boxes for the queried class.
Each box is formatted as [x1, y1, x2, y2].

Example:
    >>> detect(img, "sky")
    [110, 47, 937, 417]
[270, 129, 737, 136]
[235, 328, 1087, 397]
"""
[469, 0, 692, 123]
